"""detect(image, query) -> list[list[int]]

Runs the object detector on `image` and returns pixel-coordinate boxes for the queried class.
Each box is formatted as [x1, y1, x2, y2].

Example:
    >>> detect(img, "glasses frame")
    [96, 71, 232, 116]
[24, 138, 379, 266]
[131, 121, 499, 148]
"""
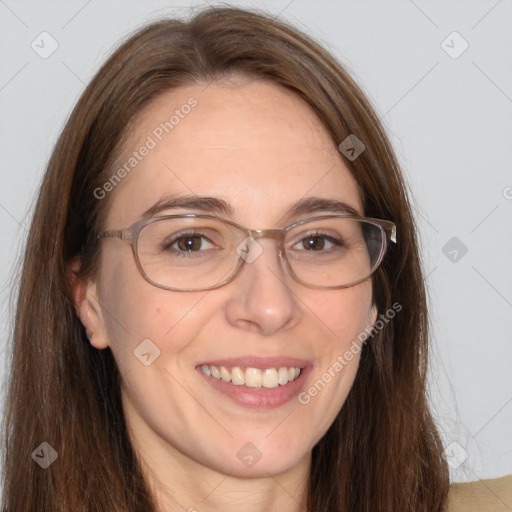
[97, 213, 397, 292]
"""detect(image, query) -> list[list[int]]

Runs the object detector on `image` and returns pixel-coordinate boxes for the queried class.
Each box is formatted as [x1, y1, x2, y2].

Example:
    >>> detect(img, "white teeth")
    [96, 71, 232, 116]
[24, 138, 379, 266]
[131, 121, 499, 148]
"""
[245, 368, 261, 388]
[210, 365, 221, 379]
[199, 364, 302, 388]
[262, 368, 279, 388]
[278, 366, 289, 385]
[231, 367, 245, 386]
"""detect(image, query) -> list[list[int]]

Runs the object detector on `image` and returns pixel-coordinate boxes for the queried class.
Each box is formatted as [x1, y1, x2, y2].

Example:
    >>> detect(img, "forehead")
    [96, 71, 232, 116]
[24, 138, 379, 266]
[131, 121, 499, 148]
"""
[103, 78, 362, 227]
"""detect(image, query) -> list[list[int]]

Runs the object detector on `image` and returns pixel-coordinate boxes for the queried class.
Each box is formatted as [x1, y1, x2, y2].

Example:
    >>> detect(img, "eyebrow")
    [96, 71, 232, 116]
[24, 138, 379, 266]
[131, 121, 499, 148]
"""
[141, 195, 361, 221]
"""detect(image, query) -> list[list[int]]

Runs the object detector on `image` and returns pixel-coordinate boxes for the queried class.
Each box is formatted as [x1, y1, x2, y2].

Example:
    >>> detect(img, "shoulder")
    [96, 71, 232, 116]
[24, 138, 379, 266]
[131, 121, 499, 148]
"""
[446, 474, 512, 512]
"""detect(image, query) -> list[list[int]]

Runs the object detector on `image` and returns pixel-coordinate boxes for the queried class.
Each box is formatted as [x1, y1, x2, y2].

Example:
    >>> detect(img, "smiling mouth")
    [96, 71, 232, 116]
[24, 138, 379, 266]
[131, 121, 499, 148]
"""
[199, 364, 302, 388]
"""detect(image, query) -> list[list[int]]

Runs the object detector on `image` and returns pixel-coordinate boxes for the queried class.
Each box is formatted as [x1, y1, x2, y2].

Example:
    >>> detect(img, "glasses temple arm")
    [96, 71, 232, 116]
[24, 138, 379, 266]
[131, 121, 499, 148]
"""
[97, 229, 126, 240]
[390, 224, 397, 244]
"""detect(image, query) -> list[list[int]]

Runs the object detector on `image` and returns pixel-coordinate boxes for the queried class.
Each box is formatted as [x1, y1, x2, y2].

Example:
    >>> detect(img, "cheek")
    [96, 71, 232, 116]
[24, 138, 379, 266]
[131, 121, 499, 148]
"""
[298, 283, 374, 419]
[309, 281, 374, 349]
[96, 253, 213, 374]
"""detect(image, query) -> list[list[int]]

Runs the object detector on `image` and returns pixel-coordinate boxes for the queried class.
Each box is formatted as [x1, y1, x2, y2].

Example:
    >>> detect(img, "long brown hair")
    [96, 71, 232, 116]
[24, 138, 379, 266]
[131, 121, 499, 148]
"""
[1, 6, 449, 511]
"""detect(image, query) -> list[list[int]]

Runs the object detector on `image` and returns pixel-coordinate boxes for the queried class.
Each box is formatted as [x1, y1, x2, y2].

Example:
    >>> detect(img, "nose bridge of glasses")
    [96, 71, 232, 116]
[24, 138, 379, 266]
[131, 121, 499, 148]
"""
[247, 228, 285, 242]
[242, 228, 286, 261]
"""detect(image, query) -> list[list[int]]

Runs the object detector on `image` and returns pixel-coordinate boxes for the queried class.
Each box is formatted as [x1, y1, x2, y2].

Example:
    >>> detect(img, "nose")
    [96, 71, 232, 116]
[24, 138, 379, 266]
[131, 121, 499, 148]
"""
[223, 238, 302, 336]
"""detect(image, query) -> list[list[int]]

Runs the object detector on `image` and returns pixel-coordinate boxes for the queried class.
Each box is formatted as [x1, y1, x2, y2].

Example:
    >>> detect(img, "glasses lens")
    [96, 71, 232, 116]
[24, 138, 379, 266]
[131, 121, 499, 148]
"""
[284, 217, 385, 287]
[137, 217, 243, 290]
[136, 216, 386, 290]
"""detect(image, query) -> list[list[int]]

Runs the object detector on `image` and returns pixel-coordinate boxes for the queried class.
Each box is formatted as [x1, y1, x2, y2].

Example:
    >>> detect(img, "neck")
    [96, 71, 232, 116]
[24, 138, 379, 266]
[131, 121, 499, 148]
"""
[123, 395, 311, 512]
[136, 432, 311, 512]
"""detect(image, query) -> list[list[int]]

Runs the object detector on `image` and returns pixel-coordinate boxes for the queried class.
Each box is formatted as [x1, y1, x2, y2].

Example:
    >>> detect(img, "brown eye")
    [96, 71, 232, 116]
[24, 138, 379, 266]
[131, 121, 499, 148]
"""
[302, 236, 325, 250]
[177, 235, 203, 251]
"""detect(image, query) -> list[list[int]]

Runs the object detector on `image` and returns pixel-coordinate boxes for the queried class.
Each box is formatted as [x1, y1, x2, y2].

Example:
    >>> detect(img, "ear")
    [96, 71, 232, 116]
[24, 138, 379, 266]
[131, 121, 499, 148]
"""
[67, 257, 110, 350]
[359, 302, 378, 344]
[367, 303, 378, 330]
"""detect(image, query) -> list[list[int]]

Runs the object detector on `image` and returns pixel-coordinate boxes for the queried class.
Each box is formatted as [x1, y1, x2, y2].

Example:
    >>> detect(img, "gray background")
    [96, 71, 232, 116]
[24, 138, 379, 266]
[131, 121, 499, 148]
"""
[0, 0, 511, 483]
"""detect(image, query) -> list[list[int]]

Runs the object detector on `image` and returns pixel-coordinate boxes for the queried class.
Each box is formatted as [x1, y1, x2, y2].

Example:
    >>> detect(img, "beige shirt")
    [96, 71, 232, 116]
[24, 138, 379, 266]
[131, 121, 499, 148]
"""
[446, 474, 512, 511]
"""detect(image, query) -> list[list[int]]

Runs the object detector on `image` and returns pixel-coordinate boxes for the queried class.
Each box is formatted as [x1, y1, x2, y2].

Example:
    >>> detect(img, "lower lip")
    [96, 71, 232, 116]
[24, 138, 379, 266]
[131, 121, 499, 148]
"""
[196, 366, 312, 409]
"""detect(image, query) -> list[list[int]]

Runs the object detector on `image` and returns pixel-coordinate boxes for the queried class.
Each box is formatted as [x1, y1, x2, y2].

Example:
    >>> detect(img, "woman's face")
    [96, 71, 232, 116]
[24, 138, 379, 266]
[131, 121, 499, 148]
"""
[84, 78, 376, 479]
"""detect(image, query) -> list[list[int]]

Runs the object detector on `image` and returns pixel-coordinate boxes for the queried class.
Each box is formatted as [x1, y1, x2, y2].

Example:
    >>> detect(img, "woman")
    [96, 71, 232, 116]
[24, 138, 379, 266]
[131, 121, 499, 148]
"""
[1, 6, 510, 512]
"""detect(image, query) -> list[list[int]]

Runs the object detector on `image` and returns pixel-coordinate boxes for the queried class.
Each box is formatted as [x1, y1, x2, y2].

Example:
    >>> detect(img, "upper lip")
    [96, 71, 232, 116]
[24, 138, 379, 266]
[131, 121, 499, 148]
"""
[196, 356, 312, 369]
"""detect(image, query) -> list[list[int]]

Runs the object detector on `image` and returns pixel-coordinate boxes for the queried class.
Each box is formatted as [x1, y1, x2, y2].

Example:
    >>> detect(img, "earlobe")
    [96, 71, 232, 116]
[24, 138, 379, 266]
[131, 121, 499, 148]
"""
[368, 303, 378, 330]
[67, 258, 110, 350]
[80, 285, 110, 350]
[360, 303, 378, 344]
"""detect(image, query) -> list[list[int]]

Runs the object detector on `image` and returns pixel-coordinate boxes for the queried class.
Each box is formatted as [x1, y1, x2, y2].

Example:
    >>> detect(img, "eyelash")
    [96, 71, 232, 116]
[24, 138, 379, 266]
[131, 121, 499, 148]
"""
[161, 229, 344, 257]
[162, 231, 215, 257]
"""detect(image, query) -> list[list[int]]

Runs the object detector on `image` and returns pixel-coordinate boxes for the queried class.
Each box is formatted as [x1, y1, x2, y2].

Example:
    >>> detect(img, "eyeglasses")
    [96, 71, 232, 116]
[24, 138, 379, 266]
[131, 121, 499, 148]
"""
[97, 214, 396, 291]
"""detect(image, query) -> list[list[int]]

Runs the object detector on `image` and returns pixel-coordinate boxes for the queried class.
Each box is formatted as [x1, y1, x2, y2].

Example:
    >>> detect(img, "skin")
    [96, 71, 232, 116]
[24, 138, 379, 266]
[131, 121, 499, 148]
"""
[75, 77, 377, 512]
